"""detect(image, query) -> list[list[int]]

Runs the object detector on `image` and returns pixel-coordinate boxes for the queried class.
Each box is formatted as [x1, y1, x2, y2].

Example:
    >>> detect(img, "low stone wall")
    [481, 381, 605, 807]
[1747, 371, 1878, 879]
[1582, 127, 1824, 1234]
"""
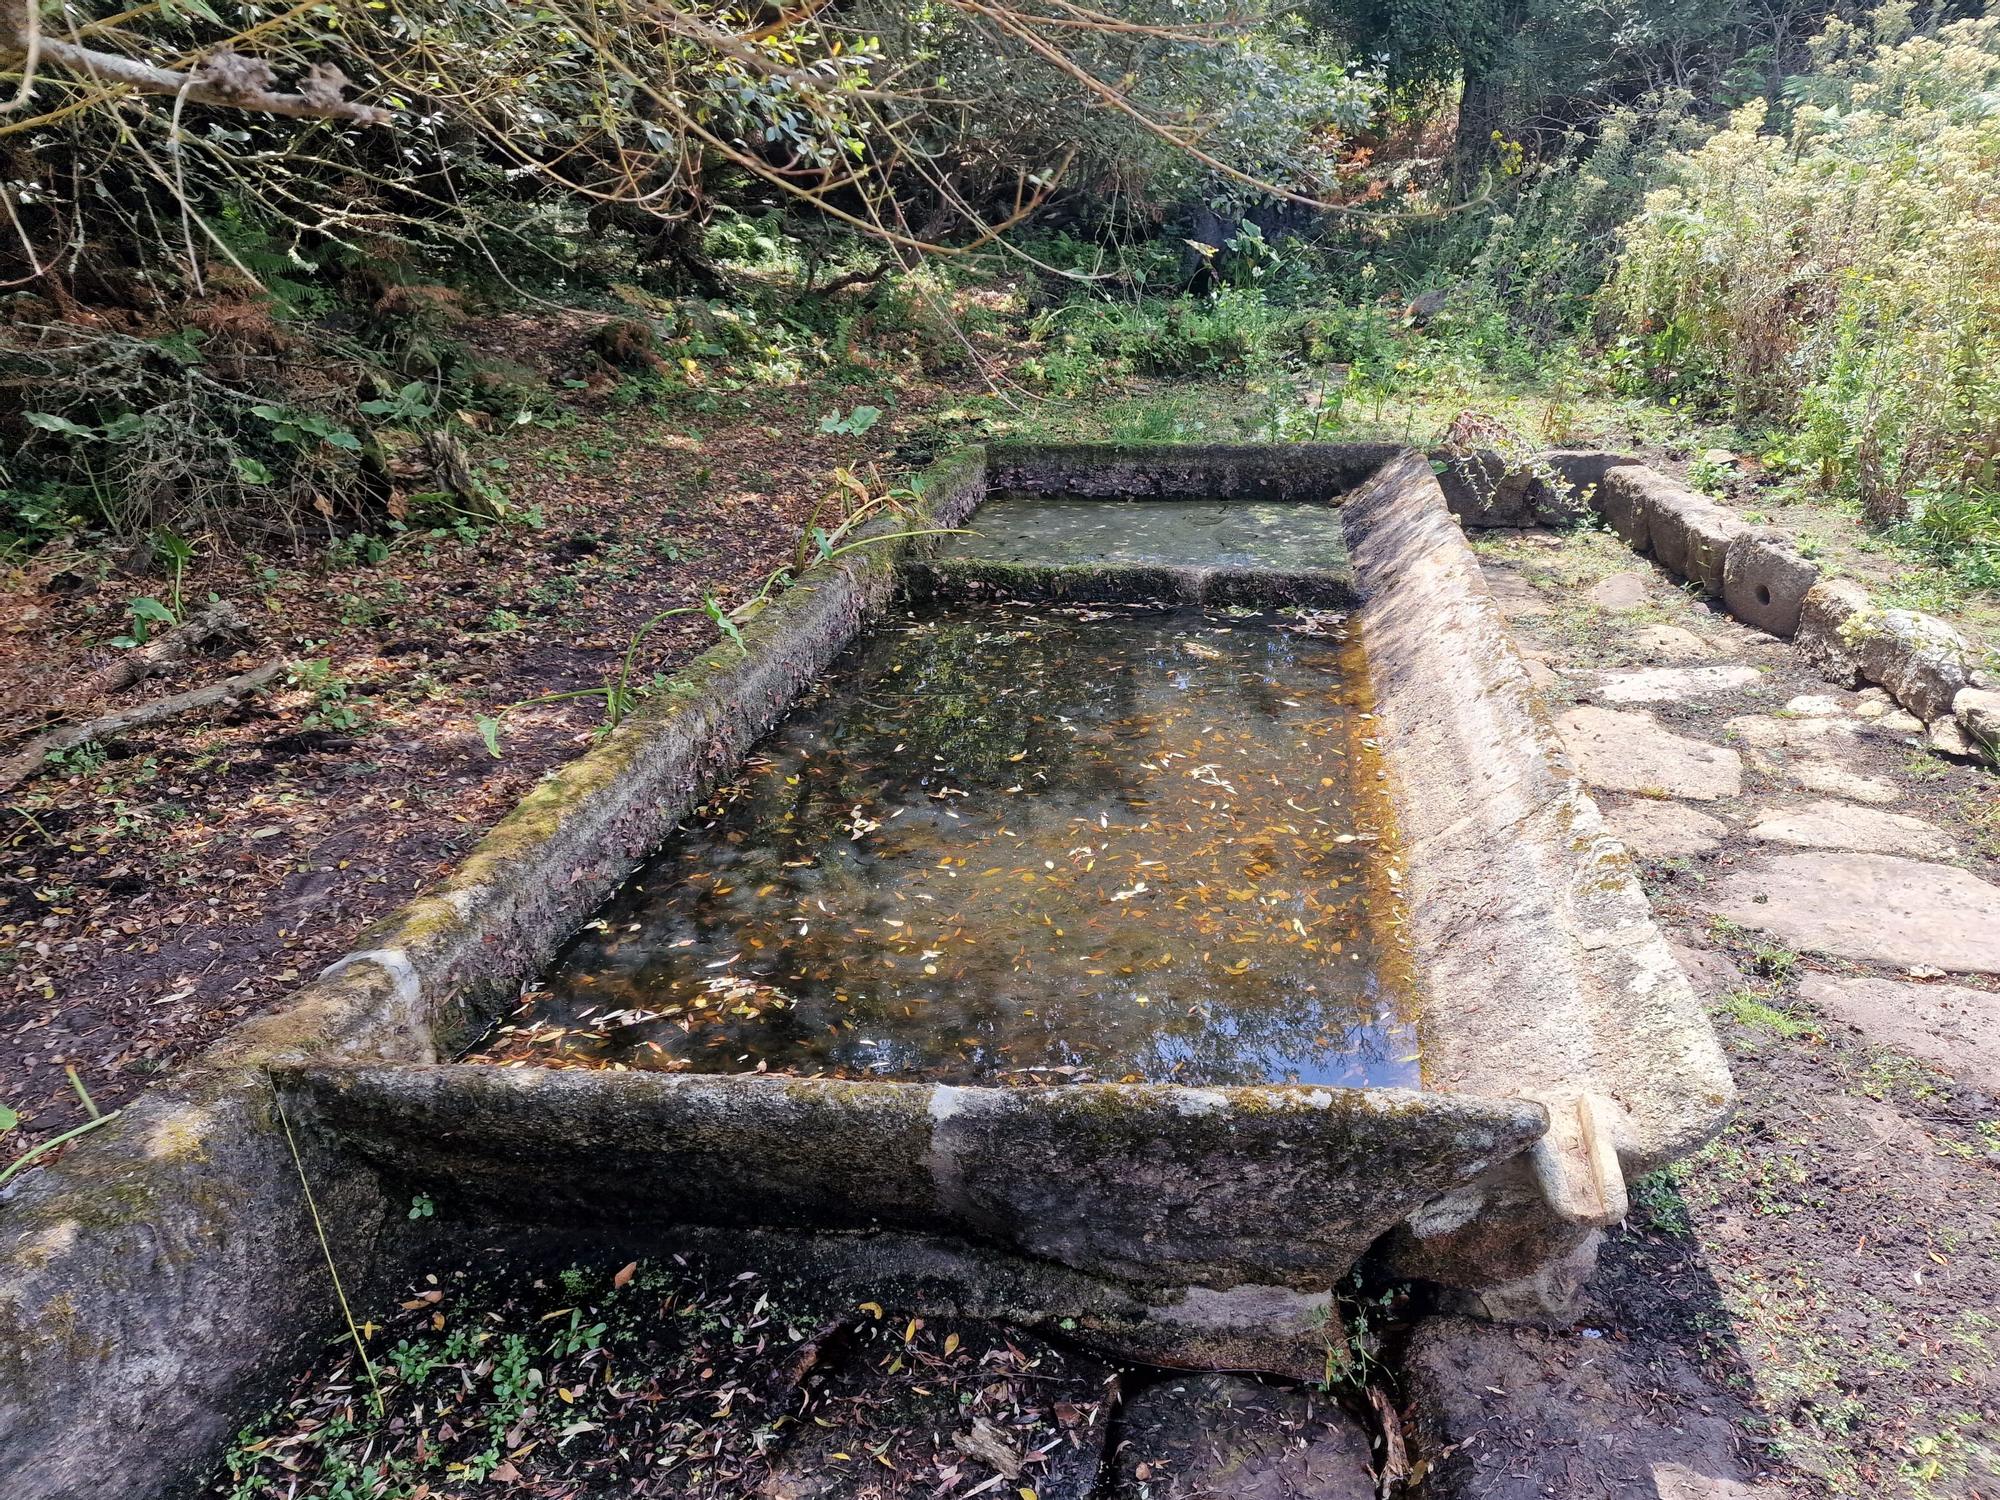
[1442, 452, 1995, 765]
[0, 452, 991, 1500]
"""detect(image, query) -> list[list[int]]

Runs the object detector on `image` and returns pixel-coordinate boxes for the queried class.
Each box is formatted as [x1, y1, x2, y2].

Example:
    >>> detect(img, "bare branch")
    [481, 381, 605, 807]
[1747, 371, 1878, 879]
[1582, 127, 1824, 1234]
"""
[1, 0, 391, 126]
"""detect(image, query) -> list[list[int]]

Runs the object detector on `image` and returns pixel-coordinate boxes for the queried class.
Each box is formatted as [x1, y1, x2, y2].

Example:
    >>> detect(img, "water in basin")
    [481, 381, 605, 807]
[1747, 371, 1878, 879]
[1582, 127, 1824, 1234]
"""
[937, 493, 1354, 574]
[481, 602, 1417, 1086]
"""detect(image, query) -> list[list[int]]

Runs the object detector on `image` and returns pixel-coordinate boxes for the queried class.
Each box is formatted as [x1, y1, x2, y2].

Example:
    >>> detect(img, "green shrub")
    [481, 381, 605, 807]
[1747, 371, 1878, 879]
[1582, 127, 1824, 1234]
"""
[1612, 6, 2000, 523]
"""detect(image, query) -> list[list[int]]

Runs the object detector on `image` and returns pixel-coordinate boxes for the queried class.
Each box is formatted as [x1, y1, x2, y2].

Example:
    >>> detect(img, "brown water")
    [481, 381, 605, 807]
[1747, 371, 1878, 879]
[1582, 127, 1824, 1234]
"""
[482, 602, 1418, 1086]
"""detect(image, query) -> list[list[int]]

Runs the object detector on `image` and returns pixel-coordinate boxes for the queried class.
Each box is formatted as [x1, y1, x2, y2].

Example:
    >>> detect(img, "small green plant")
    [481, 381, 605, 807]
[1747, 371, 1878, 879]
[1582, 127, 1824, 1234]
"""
[817, 404, 883, 437]
[0, 1068, 120, 1188]
[290, 659, 369, 733]
[408, 1193, 435, 1220]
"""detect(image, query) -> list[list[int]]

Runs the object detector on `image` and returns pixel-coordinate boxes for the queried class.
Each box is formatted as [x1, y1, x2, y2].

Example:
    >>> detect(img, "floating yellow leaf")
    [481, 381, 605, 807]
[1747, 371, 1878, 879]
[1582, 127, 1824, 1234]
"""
[858, 1301, 884, 1319]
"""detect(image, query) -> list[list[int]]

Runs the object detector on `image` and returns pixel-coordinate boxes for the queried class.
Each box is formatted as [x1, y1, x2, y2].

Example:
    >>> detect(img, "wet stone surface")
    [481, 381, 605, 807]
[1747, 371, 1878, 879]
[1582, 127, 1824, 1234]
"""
[940, 493, 1355, 577]
[485, 603, 1416, 1086]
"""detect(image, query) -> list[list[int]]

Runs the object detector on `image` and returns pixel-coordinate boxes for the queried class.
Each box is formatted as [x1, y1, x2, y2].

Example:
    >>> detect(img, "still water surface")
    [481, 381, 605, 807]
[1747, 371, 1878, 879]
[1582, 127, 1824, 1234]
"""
[482, 603, 1418, 1086]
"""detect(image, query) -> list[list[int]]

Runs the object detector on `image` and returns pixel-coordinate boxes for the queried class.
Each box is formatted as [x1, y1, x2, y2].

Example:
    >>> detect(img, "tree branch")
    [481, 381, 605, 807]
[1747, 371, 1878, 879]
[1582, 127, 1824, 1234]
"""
[2, 0, 391, 125]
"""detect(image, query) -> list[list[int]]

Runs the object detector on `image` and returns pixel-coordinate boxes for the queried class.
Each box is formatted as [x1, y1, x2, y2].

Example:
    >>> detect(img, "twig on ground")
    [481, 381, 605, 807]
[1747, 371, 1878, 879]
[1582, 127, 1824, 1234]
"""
[0, 659, 286, 794]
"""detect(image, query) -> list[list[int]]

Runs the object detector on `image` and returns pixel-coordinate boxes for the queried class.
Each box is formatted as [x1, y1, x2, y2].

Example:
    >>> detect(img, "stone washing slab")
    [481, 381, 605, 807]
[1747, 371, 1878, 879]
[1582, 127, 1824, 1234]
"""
[1556, 706, 1744, 800]
[1797, 975, 1998, 1086]
[291, 1065, 1549, 1294]
[1708, 854, 2000, 974]
[1746, 801, 1956, 858]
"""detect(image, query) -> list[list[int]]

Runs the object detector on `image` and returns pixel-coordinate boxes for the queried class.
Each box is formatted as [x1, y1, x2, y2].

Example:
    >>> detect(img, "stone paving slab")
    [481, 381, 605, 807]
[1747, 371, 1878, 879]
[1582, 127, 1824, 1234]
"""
[1587, 572, 1653, 612]
[1592, 665, 1764, 705]
[1630, 625, 1718, 661]
[1557, 707, 1744, 801]
[1786, 760, 1901, 804]
[1745, 800, 1957, 858]
[1606, 801, 1729, 858]
[1708, 853, 2000, 974]
[1108, 1374, 1374, 1499]
[1797, 975, 1999, 1086]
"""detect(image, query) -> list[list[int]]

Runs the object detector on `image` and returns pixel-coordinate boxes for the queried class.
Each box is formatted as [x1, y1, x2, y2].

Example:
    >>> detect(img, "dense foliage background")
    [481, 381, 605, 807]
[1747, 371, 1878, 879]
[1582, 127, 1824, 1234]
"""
[3, 0, 1997, 578]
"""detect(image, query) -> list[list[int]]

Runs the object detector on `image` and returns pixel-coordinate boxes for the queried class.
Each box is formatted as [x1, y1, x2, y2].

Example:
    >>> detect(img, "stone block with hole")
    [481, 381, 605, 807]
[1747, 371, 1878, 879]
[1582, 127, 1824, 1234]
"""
[1721, 530, 1819, 638]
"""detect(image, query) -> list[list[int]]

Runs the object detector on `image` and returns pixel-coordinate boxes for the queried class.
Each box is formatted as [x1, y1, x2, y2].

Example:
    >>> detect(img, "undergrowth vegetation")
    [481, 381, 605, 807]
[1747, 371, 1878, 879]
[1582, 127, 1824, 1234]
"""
[1613, 7, 2000, 528]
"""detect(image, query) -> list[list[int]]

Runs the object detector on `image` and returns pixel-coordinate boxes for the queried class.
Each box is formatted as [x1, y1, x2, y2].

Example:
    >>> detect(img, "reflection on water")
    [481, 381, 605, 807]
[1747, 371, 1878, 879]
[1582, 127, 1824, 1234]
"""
[936, 494, 1356, 574]
[481, 603, 1418, 1086]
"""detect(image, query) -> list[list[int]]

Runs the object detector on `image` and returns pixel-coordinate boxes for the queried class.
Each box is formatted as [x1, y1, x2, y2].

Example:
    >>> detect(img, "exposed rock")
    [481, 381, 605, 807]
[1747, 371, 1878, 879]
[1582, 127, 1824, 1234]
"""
[1850, 608, 1973, 724]
[1707, 854, 2000, 973]
[1793, 578, 1872, 688]
[1483, 572, 1553, 620]
[1927, 716, 1978, 758]
[1788, 760, 1900, 804]
[1721, 529, 1819, 639]
[1850, 687, 1897, 719]
[1956, 686, 2000, 763]
[1590, 664, 1762, 704]
[1645, 490, 1747, 596]
[1606, 800, 1728, 858]
[1667, 941, 1747, 1001]
[1724, 713, 1859, 750]
[1556, 706, 1743, 800]
[1630, 625, 1715, 661]
[1746, 800, 1956, 858]
[1404, 1317, 1771, 1500]
[1109, 1374, 1374, 1500]
[1797, 975, 1999, 1085]
[1587, 571, 1652, 612]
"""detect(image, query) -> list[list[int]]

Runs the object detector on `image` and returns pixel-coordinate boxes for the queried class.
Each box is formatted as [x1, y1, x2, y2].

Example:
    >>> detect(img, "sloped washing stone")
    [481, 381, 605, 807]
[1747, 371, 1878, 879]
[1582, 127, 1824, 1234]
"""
[1556, 706, 1743, 800]
[1646, 490, 1746, 596]
[1108, 1374, 1374, 1500]
[1599, 465, 1676, 554]
[1484, 572, 1554, 619]
[1746, 801, 1956, 858]
[1606, 800, 1728, 858]
[1797, 975, 1999, 1085]
[1852, 609, 1974, 724]
[1956, 686, 2000, 764]
[1592, 665, 1762, 705]
[1708, 854, 2000, 974]
[1787, 760, 1901, 804]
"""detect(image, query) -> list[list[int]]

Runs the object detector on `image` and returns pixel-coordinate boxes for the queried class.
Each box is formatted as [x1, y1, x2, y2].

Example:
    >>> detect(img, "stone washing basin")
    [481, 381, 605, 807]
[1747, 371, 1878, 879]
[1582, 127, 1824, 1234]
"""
[0, 444, 1737, 1497]
[288, 443, 1734, 1354]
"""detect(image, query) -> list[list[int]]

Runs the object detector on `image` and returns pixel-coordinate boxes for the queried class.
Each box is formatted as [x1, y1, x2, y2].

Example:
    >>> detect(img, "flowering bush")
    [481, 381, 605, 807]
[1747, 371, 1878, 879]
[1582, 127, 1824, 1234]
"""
[1610, 4, 2000, 522]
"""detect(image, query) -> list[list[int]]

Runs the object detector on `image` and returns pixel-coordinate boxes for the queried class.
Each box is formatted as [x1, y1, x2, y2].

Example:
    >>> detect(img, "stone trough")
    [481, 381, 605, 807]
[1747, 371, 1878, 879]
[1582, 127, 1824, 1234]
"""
[0, 443, 1734, 1499]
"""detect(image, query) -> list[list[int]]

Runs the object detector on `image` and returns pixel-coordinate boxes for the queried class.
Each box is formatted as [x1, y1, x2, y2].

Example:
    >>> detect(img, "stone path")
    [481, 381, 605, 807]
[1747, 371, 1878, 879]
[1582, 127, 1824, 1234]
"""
[1438, 528, 2000, 1498]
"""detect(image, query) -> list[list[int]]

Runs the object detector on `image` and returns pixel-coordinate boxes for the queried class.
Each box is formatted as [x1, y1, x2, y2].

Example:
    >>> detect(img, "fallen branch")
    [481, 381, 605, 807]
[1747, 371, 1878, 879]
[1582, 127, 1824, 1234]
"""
[90, 599, 251, 697]
[3, 0, 392, 124]
[0, 659, 286, 794]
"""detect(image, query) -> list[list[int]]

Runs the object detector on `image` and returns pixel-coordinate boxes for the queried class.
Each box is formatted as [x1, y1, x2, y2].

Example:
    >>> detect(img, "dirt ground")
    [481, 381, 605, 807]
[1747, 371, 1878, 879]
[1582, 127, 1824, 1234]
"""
[0, 320, 974, 1153]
